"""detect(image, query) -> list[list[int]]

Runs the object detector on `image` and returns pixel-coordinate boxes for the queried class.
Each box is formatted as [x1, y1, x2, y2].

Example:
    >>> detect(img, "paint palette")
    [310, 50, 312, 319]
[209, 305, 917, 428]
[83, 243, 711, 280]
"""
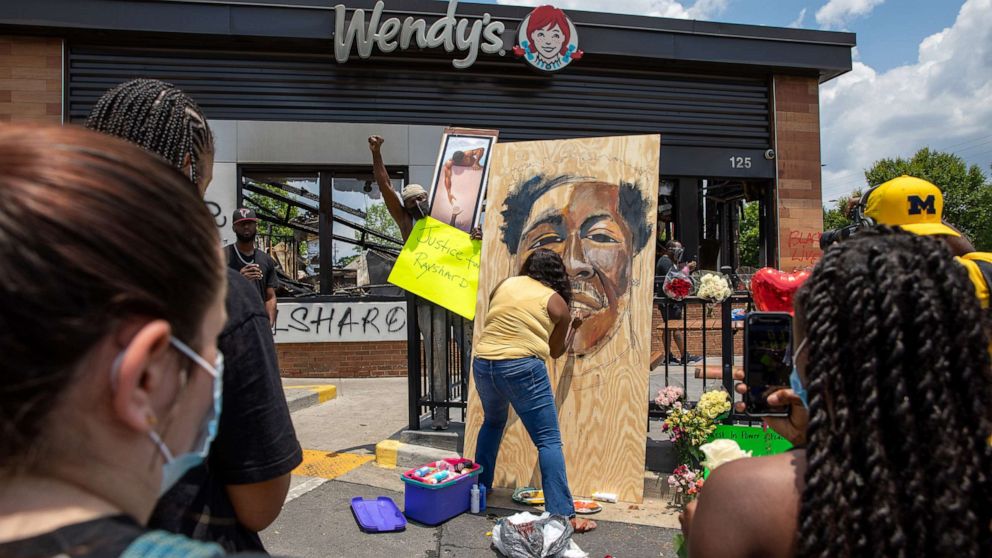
[574, 499, 602, 514]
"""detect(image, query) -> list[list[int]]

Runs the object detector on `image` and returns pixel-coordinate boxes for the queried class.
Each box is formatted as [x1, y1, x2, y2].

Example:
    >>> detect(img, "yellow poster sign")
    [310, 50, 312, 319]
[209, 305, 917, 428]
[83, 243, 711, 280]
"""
[387, 217, 482, 320]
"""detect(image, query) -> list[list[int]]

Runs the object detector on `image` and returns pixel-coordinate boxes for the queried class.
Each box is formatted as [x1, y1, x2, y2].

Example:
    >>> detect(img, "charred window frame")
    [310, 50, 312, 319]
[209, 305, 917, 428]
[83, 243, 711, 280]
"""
[237, 166, 407, 297]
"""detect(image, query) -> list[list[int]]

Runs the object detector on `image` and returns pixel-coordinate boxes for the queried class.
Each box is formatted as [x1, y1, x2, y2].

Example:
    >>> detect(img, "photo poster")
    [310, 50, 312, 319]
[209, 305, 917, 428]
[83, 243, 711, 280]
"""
[464, 134, 661, 503]
[427, 127, 499, 233]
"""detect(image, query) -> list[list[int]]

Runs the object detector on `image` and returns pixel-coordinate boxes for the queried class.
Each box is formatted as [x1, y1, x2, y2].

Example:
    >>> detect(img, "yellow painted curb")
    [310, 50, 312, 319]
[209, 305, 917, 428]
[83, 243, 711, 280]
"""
[375, 440, 401, 469]
[313, 385, 337, 404]
[283, 384, 337, 405]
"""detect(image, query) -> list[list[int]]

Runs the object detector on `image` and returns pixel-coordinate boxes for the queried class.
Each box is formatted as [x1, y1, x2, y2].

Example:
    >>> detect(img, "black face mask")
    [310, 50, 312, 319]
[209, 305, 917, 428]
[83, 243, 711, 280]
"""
[407, 201, 429, 219]
[236, 230, 257, 244]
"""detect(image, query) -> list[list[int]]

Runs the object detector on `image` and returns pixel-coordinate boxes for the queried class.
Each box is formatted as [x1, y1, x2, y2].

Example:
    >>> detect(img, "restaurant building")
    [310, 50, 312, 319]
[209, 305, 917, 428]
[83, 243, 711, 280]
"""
[0, 0, 854, 377]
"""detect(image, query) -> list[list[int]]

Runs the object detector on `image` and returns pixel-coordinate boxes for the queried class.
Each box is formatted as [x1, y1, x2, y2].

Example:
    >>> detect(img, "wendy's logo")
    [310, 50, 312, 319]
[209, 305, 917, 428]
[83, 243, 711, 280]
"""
[512, 5, 583, 72]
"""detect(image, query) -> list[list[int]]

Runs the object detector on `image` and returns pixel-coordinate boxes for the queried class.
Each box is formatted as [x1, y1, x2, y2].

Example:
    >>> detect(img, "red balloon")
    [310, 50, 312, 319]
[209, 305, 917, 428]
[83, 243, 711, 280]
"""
[751, 268, 811, 314]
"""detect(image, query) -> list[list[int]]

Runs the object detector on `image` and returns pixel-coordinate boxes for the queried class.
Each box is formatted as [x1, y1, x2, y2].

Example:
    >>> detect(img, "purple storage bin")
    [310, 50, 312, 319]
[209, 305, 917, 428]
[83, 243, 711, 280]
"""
[401, 458, 482, 526]
[350, 497, 406, 533]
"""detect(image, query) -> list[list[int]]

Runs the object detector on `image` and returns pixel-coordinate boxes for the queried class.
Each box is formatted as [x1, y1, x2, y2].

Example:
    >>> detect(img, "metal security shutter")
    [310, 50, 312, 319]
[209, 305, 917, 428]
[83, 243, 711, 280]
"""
[68, 45, 770, 148]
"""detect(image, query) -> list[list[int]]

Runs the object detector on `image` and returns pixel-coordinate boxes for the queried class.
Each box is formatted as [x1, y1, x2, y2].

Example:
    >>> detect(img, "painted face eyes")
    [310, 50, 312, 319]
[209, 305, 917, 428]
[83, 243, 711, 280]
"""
[528, 233, 563, 250]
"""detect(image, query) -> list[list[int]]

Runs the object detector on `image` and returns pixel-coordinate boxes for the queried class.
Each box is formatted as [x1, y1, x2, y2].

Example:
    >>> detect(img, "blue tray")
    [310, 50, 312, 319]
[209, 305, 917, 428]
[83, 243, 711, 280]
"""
[350, 497, 407, 533]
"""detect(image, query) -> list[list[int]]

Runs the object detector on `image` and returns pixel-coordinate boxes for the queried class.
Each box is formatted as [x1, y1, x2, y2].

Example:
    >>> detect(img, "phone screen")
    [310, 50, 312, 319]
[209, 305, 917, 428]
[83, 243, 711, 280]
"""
[744, 313, 793, 416]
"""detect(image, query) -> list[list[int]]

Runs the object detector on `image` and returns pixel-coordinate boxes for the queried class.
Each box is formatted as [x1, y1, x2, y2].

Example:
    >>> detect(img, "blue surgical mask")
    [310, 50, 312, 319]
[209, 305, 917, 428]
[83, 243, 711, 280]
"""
[111, 337, 224, 495]
[789, 338, 808, 408]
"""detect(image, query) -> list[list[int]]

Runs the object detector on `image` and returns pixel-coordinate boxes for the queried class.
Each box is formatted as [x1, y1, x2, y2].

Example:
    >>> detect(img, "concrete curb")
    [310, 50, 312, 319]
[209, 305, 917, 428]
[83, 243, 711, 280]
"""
[284, 384, 337, 413]
[375, 439, 461, 470]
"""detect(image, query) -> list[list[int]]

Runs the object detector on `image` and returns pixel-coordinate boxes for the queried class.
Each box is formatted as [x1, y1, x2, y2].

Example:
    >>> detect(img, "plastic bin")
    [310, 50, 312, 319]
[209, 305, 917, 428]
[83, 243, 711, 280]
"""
[401, 458, 482, 525]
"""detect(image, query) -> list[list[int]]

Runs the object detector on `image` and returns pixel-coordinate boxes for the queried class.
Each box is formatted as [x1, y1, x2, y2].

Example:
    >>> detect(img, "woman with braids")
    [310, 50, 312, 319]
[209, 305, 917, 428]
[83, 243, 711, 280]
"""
[85, 79, 302, 553]
[680, 227, 992, 558]
[0, 125, 267, 557]
[473, 248, 596, 533]
[85, 78, 214, 193]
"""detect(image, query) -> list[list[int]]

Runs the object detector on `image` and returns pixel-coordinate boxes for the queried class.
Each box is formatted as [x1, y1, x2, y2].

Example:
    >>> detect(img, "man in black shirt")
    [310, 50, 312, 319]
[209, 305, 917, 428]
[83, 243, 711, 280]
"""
[227, 208, 279, 327]
[148, 269, 301, 552]
[84, 79, 301, 555]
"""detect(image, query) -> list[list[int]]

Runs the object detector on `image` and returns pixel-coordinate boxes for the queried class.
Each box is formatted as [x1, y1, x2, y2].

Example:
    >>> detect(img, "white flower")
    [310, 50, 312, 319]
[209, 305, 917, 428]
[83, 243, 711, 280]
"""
[696, 273, 732, 302]
[699, 439, 752, 471]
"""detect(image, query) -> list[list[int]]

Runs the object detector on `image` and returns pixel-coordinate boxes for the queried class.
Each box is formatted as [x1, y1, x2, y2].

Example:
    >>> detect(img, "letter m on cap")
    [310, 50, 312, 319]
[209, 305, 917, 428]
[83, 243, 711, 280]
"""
[907, 195, 936, 215]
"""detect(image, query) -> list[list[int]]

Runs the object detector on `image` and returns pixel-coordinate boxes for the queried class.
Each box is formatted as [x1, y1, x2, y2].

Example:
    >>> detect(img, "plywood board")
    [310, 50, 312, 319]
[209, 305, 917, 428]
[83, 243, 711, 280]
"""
[464, 134, 660, 503]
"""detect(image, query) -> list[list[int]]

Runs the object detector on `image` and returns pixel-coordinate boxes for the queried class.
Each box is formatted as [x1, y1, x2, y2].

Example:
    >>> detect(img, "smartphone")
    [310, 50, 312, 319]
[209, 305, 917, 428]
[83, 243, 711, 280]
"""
[743, 312, 793, 417]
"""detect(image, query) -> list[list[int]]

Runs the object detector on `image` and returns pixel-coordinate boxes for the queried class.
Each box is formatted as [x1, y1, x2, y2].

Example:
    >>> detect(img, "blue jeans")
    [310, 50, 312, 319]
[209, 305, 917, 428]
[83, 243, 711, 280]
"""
[473, 356, 575, 517]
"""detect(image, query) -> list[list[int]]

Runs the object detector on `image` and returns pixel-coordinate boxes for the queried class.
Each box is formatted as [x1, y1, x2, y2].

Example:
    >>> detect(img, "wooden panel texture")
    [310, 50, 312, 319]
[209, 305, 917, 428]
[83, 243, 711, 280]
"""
[465, 135, 660, 503]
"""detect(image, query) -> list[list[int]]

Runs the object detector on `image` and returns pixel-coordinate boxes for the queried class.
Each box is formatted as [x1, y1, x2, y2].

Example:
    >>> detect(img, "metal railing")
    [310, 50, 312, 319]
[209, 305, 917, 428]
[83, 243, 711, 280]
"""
[406, 289, 757, 430]
[649, 290, 756, 424]
[406, 294, 472, 430]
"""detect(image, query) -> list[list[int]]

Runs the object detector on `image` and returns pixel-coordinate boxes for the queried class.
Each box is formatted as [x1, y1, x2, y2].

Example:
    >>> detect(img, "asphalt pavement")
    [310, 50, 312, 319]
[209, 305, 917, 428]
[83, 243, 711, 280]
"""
[262, 376, 687, 558]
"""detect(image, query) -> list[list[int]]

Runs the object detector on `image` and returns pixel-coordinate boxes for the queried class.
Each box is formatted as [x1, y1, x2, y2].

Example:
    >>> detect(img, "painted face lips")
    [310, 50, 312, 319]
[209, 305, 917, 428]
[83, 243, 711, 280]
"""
[570, 282, 606, 316]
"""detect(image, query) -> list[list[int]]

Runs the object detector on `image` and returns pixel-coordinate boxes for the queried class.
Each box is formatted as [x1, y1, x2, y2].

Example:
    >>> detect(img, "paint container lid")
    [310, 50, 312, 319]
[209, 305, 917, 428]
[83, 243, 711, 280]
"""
[351, 497, 407, 533]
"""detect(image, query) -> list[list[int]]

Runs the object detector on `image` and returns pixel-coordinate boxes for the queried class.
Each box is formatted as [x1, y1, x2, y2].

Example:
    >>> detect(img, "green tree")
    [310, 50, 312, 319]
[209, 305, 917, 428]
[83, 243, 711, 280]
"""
[739, 201, 760, 267]
[822, 191, 861, 232]
[360, 202, 402, 245]
[864, 148, 992, 250]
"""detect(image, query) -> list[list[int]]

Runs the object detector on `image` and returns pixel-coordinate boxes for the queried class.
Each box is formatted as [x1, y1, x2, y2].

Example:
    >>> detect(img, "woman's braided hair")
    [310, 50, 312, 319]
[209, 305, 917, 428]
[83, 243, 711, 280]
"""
[795, 227, 992, 557]
[85, 78, 213, 184]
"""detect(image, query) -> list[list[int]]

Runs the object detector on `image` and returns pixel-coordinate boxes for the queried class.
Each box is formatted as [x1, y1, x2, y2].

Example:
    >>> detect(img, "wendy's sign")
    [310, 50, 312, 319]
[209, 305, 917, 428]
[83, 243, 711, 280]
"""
[332, 1, 581, 72]
[512, 5, 583, 72]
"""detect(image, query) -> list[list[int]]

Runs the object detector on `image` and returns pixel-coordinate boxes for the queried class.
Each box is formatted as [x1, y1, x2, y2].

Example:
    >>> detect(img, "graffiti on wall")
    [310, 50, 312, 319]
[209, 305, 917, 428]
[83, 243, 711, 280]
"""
[274, 301, 406, 343]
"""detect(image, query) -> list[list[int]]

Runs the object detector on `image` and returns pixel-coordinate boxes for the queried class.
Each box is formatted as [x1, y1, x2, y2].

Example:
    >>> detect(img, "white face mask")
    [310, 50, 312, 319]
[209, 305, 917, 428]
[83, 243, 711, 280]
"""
[111, 337, 224, 495]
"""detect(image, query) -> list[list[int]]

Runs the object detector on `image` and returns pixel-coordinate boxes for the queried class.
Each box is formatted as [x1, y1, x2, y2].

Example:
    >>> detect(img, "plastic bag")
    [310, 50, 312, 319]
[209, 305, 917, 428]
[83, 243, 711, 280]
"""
[663, 268, 694, 301]
[491, 512, 587, 558]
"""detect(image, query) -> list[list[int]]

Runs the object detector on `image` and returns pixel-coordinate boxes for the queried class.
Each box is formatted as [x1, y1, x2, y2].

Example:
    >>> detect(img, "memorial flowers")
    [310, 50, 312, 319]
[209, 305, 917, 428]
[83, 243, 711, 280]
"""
[696, 389, 732, 420]
[699, 439, 752, 471]
[663, 269, 694, 301]
[695, 272, 732, 303]
[667, 464, 704, 501]
[662, 390, 732, 501]
[654, 385, 684, 411]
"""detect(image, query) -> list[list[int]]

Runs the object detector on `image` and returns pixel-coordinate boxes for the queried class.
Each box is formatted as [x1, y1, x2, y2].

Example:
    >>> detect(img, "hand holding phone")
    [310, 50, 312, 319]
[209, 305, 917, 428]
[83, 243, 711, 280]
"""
[743, 312, 793, 417]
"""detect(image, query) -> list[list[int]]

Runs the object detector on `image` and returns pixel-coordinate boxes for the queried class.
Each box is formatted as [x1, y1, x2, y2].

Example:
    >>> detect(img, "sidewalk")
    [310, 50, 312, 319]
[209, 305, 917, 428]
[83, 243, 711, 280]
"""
[267, 376, 684, 557]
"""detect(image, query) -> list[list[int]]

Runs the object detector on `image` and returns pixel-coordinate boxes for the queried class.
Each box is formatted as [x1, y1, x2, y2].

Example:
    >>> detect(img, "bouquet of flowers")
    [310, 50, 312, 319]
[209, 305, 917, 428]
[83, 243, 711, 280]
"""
[667, 464, 704, 502]
[699, 439, 752, 471]
[663, 268, 694, 301]
[654, 385, 684, 411]
[671, 439, 752, 557]
[695, 272, 732, 303]
[662, 389, 732, 467]
[696, 389, 732, 420]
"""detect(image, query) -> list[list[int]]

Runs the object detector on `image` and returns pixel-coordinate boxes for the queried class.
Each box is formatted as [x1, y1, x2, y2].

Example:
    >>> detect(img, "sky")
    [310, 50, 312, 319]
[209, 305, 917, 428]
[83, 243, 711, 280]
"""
[443, 0, 992, 203]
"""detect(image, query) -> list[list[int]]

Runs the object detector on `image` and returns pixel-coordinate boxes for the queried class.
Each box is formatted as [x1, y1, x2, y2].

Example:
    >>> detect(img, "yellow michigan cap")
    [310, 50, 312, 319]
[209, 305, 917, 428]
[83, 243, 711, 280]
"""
[863, 175, 959, 237]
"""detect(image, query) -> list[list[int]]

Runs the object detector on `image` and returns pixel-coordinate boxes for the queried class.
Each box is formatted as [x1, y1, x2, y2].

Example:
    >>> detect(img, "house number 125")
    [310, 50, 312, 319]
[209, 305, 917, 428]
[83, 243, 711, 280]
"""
[729, 156, 752, 169]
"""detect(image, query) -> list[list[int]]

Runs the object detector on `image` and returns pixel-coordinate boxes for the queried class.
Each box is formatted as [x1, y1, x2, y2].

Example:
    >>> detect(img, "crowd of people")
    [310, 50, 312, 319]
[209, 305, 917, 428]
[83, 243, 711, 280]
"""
[0, 76, 989, 558]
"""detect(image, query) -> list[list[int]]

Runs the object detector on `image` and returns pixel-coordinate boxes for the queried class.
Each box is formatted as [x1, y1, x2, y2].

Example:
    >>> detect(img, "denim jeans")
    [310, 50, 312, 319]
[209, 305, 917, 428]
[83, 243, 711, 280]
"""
[473, 356, 575, 517]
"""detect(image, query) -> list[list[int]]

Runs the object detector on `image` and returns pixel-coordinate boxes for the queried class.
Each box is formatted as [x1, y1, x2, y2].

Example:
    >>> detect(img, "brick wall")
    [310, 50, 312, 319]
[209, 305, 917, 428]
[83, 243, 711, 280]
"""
[277, 308, 744, 378]
[0, 36, 62, 124]
[773, 75, 824, 271]
[648, 305, 744, 362]
[277, 341, 408, 378]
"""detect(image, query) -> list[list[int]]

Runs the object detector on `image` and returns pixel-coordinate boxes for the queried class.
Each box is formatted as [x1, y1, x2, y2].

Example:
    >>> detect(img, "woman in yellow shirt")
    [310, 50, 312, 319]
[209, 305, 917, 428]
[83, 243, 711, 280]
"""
[473, 249, 586, 526]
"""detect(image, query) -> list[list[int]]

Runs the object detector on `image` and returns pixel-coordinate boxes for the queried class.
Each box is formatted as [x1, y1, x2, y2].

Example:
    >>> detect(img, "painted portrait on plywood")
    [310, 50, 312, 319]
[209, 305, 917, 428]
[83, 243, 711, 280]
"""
[465, 135, 660, 503]
[499, 176, 653, 356]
